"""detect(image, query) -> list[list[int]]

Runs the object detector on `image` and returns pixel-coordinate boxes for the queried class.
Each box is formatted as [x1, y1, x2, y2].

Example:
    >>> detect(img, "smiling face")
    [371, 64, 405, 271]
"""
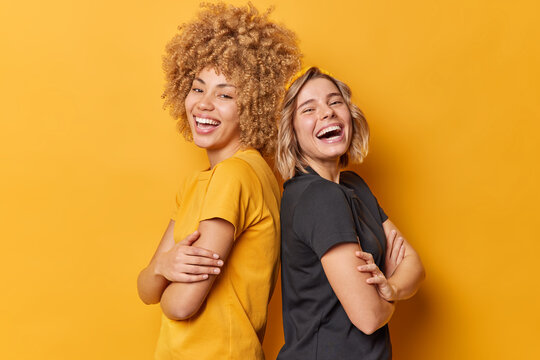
[184, 67, 241, 166]
[293, 77, 352, 173]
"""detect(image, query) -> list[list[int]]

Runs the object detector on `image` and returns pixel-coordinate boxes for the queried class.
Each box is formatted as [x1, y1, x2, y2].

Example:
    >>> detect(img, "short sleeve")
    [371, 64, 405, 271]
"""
[199, 158, 260, 236]
[378, 202, 388, 222]
[170, 178, 186, 221]
[293, 181, 358, 259]
[341, 171, 388, 223]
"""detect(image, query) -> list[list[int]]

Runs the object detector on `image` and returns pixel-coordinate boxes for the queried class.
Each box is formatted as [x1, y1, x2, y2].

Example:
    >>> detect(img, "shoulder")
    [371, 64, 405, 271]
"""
[213, 156, 258, 181]
[285, 174, 348, 209]
[340, 170, 377, 196]
[340, 170, 368, 187]
[210, 155, 262, 196]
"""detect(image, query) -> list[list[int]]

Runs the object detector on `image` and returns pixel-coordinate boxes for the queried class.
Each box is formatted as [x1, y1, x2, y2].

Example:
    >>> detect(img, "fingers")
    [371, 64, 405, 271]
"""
[357, 261, 385, 283]
[390, 235, 404, 262]
[355, 251, 374, 264]
[183, 253, 224, 267]
[357, 263, 380, 273]
[366, 274, 387, 285]
[183, 245, 220, 260]
[183, 264, 222, 275]
[179, 230, 201, 246]
[397, 242, 406, 264]
[179, 273, 210, 283]
[386, 230, 398, 258]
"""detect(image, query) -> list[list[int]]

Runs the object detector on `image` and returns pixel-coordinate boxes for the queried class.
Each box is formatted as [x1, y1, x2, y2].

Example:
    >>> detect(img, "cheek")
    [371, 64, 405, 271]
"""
[184, 94, 194, 113]
[342, 112, 353, 135]
[221, 103, 240, 126]
[293, 117, 313, 140]
[229, 111, 241, 131]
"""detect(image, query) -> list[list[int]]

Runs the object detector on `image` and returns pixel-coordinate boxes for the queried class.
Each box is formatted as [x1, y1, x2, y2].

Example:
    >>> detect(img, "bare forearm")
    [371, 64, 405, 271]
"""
[387, 251, 425, 301]
[356, 273, 396, 333]
[324, 243, 396, 335]
[361, 294, 395, 334]
[160, 278, 215, 320]
[137, 261, 170, 305]
[159, 218, 234, 321]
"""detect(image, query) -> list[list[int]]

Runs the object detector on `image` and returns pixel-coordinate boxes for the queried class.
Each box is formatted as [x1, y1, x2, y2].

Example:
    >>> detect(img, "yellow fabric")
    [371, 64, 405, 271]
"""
[155, 149, 281, 360]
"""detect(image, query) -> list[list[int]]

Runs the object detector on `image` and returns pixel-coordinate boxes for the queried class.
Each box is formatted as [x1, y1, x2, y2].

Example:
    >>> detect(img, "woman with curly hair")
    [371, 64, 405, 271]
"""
[276, 67, 425, 359]
[137, 3, 300, 359]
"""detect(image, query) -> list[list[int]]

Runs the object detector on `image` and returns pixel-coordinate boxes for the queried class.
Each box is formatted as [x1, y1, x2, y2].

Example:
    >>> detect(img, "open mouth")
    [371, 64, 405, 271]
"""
[195, 116, 221, 129]
[316, 125, 343, 140]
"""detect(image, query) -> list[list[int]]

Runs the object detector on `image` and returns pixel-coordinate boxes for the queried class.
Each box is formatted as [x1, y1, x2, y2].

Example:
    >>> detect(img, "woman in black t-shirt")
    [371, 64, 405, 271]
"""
[275, 67, 425, 360]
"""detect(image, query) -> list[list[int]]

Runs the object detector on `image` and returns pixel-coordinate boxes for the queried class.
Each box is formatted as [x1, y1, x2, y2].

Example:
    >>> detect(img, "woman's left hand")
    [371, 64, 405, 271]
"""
[356, 251, 397, 302]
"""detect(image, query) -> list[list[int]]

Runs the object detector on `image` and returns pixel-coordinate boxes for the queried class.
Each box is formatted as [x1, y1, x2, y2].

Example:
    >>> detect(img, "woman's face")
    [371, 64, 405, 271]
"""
[293, 77, 352, 169]
[185, 67, 241, 157]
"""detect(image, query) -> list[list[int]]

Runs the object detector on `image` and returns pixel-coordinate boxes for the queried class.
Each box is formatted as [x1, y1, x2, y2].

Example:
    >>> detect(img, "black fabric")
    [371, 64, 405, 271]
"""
[277, 168, 391, 360]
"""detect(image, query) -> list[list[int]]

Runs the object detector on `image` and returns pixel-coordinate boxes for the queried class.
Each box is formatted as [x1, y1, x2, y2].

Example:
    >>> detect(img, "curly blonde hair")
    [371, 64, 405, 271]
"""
[276, 67, 370, 179]
[162, 2, 301, 156]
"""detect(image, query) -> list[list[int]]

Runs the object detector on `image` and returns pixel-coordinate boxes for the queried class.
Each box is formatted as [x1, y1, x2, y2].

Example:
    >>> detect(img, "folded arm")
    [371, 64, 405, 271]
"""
[382, 219, 425, 301]
[160, 218, 234, 320]
[321, 242, 395, 335]
[137, 220, 176, 304]
[137, 220, 224, 305]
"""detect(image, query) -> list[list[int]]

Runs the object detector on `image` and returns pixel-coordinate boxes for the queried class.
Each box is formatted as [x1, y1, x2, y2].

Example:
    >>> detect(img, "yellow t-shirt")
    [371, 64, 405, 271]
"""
[155, 149, 281, 360]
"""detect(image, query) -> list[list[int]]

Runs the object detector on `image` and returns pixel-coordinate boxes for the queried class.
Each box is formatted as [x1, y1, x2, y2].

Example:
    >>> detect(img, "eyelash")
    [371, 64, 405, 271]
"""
[301, 100, 342, 114]
[191, 88, 233, 99]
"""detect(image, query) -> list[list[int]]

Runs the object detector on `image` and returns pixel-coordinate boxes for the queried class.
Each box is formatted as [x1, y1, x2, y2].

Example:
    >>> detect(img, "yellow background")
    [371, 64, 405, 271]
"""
[1, 0, 539, 359]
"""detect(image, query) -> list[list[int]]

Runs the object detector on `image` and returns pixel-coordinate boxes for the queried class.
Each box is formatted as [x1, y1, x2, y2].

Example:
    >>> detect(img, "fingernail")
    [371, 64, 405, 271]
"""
[203, 274, 209, 279]
[213, 254, 219, 259]
[217, 260, 224, 266]
[214, 268, 220, 274]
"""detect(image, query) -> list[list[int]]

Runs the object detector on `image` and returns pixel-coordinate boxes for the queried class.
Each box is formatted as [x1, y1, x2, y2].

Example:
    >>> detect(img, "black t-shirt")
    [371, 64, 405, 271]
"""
[277, 168, 391, 360]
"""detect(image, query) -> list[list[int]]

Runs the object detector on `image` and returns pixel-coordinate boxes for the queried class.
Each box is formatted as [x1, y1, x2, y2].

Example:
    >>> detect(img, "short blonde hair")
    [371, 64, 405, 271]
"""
[276, 67, 369, 179]
[162, 2, 301, 156]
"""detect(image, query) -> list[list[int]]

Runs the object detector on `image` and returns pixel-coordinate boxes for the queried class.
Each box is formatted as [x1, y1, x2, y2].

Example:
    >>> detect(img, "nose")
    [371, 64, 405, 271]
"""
[320, 104, 335, 120]
[196, 92, 214, 111]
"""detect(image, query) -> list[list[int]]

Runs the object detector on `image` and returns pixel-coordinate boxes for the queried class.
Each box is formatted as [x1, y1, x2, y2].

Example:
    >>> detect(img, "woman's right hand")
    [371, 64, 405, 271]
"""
[356, 251, 398, 302]
[154, 231, 224, 283]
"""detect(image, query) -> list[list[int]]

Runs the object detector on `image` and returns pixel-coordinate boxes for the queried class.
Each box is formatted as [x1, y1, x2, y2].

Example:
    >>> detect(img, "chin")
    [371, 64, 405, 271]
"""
[193, 138, 212, 149]
[321, 147, 348, 159]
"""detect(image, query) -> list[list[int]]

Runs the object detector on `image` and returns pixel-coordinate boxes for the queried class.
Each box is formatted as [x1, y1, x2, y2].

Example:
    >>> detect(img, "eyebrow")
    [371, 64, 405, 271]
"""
[296, 99, 315, 110]
[194, 78, 236, 88]
[296, 92, 343, 111]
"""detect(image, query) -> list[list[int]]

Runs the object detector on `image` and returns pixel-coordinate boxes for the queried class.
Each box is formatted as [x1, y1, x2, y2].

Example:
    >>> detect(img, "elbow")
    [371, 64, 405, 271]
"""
[415, 260, 427, 286]
[161, 303, 197, 321]
[356, 324, 379, 336]
[137, 284, 161, 305]
[139, 294, 160, 305]
[351, 316, 385, 335]
[349, 303, 395, 335]
[160, 295, 201, 321]
[137, 287, 164, 306]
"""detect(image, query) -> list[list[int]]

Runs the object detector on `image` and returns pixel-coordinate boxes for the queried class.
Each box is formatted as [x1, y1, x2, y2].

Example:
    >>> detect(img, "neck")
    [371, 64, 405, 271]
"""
[306, 158, 341, 183]
[207, 142, 242, 169]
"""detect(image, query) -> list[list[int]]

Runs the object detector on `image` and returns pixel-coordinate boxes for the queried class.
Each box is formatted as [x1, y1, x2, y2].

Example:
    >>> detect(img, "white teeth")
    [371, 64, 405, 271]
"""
[316, 125, 341, 138]
[195, 117, 220, 126]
